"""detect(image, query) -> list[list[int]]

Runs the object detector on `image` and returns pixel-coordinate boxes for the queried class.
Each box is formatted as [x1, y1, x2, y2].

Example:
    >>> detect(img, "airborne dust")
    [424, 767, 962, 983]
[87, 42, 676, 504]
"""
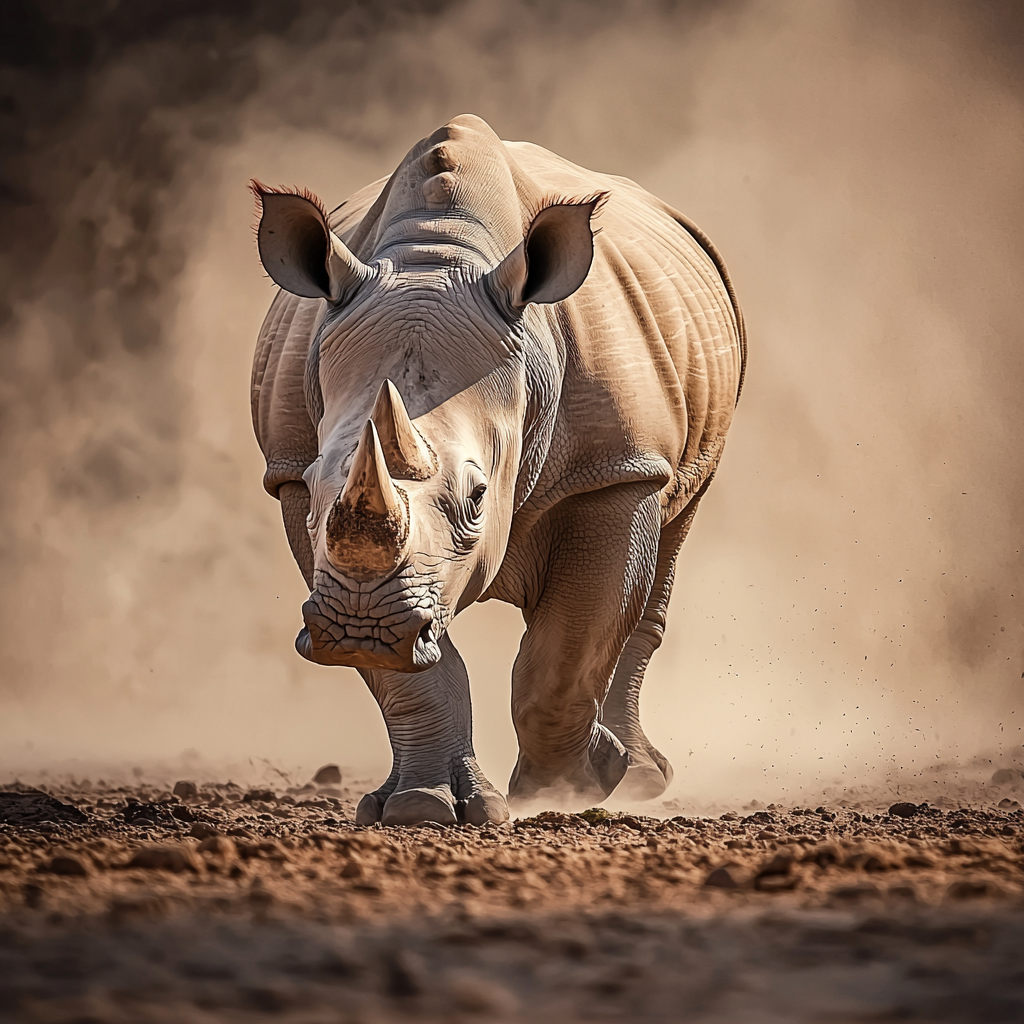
[0, 0, 1022, 811]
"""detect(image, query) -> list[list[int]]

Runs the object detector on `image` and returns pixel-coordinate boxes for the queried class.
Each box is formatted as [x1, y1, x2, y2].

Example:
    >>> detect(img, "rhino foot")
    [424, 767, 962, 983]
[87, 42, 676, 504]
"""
[508, 723, 629, 806]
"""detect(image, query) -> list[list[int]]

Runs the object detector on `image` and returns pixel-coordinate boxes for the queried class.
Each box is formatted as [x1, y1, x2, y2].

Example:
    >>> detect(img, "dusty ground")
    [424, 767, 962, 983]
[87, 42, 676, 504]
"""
[1, 776, 1023, 1023]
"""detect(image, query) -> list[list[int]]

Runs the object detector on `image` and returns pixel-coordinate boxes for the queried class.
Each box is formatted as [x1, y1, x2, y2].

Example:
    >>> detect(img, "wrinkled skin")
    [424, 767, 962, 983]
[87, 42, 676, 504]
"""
[251, 115, 745, 825]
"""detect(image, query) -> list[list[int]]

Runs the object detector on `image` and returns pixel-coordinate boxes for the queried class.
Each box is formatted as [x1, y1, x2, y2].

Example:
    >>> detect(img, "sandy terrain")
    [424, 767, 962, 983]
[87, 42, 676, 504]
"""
[1, 777, 1022, 1023]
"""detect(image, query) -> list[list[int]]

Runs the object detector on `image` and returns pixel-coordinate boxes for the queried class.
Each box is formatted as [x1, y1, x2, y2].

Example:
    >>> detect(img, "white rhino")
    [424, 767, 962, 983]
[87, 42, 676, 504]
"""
[251, 114, 745, 826]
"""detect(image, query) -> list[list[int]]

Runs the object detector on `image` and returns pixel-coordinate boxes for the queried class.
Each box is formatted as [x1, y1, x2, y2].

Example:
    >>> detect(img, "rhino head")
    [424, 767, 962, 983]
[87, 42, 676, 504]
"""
[254, 130, 601, 673]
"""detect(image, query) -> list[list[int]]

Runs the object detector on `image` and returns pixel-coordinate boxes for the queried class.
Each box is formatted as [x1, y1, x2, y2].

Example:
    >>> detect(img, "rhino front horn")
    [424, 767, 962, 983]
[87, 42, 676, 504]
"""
[370, 380, 437, 480]
[325, 419, 410, 581]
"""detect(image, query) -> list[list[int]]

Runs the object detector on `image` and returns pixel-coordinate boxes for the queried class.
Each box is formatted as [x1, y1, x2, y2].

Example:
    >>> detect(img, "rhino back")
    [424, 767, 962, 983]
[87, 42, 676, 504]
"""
[504, 141, 745, 521]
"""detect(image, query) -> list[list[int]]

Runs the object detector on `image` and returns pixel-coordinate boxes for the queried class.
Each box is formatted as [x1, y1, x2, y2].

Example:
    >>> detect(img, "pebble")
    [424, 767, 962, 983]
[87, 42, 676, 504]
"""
[197, 835, 237, 859]
[888, 802, 921, 819]
[313, 764, 343, 786]
[172, 781, 199, 800]
[704, 865, 741, 889]
[127, 846, 198, 873]
[758, 852, 794, 876]
[44, 855, 89, 876]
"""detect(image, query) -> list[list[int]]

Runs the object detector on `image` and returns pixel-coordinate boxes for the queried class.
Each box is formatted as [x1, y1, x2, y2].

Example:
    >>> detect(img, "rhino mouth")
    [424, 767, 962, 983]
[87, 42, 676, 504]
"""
[295, 568, 444, 672]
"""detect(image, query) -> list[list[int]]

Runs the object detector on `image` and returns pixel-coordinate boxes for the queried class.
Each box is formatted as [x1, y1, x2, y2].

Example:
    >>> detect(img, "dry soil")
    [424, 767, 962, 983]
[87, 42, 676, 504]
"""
[1, 777, 1022, 1023]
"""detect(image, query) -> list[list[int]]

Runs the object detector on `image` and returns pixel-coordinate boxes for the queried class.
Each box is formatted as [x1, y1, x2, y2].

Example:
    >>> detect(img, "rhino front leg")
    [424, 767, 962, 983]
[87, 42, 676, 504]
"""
[356, 634, 508, 826]
[508, 485, 661, 806]
[602, 494, 703, 801]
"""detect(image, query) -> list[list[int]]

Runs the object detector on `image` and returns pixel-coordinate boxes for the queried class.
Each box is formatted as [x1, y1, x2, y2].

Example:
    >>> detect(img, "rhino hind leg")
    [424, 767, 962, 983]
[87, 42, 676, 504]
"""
[355, 635, 509, 827]
[603, 494, 703, 802]
[507, 486, 662, 807]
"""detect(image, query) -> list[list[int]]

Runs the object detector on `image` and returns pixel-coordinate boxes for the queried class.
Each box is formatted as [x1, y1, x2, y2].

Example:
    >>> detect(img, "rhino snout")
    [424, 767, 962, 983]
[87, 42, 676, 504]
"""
[295, 571, 443, 673]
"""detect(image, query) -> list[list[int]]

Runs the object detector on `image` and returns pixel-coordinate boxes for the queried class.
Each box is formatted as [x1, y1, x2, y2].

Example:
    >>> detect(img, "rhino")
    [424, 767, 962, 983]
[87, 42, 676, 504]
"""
[250, 114, 745, 826]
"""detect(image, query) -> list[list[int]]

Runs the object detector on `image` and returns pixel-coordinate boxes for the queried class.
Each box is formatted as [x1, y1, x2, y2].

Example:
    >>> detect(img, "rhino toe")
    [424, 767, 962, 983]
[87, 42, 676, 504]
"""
[614, 755, 672, 802]
[355, 791, 386, 825]
[382, 787, 457, 826]
[458, 790, 510, 825]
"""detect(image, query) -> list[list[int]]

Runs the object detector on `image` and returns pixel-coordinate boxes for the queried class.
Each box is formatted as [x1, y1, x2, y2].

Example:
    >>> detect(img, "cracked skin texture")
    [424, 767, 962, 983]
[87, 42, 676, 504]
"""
[251, 115, 745, 825]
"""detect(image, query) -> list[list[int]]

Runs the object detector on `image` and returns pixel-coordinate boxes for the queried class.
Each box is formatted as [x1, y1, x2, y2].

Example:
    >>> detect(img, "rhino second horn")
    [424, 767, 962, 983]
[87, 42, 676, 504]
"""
[325, 419, 410, 581]
[370, 380, 437, 480]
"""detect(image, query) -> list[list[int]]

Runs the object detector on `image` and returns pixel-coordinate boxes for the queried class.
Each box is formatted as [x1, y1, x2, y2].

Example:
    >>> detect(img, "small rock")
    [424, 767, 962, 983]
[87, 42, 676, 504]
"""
[888, 884, 918, 901]
[340, 857, 363, 878]
[127, 846, 198, 873]
[804, 843, 841, 867]
[197, 835, 237, 860]
[947, 878, 1002, 900]
[190, 821, 221, 840]
[754, 852, 797, 892]
[758, 852, 794, 876]
[172, 781, 199, 800]
[757, 829, 779, 841]
[845, 851, 888, 872]
[171, 804, 195, 822]
[904, 854, 935, 868]
[704, 865, 741, 889]
[237, 840, 289, 862]
[888, 802, 921, 819]
[243, 789, 275, 803]
[313, 764, 343, 786]
[44, 855, 89, 876]
[830, 882, 881, 902]
[123, 801, 178, 827]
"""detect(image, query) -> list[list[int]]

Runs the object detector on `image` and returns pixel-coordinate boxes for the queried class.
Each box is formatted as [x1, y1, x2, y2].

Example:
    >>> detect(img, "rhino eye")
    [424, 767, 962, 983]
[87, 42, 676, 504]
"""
[468, 482, 487, 508]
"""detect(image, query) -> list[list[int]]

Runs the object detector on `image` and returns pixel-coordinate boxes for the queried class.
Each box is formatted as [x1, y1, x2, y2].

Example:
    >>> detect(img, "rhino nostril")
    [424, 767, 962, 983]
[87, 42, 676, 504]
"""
[418, 621, 434, 645]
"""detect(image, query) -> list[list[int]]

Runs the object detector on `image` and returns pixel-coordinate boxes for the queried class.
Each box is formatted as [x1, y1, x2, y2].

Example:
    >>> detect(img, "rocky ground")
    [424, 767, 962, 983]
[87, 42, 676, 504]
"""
[1, 775, 1023, 1023]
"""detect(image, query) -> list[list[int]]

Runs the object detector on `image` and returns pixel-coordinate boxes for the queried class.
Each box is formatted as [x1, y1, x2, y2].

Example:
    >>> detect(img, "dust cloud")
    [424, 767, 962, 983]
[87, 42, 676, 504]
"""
[0, 1, 1021, 809]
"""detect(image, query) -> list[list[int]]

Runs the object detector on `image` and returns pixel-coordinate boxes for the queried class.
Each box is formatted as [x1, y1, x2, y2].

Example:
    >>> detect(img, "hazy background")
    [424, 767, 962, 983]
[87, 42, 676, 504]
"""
[1, 0, 1021, 809]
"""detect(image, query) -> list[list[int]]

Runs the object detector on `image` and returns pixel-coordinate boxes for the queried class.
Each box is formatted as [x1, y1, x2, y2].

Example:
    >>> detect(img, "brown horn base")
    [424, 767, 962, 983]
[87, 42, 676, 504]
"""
[325, 489, 410, 582]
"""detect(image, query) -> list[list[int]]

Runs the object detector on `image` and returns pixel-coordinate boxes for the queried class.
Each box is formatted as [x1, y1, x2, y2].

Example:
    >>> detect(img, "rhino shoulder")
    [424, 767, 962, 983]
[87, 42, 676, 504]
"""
[251, 289, 322, 497]
[252, 175, 391, 499]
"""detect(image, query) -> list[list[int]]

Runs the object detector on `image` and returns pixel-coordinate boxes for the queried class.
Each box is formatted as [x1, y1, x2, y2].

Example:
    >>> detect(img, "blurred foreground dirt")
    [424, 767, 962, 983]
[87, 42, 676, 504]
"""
[1, 777, 1023, 1022]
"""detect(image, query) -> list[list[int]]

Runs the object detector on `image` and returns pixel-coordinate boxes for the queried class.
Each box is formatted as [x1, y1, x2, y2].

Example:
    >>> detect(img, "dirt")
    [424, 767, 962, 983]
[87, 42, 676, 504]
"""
[1, 777, 1023, 1022]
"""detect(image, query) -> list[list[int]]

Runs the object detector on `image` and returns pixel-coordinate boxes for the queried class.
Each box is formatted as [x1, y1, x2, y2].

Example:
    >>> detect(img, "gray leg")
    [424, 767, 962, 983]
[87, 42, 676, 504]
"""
[279, 480, 314, 590]
[355, 634, 508, 826]
[508, 485, 662, 806]
[602, 493, 703, 801]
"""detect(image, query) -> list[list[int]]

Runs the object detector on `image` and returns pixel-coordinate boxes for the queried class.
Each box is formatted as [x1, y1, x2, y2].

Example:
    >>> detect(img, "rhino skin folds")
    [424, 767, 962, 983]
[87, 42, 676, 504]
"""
[250, 114, 746, 826]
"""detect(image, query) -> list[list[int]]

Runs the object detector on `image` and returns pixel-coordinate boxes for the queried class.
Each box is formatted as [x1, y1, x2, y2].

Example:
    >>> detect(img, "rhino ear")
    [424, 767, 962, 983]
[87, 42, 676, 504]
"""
[251, 181, 373, 302]
[490, 195, 605, 309]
